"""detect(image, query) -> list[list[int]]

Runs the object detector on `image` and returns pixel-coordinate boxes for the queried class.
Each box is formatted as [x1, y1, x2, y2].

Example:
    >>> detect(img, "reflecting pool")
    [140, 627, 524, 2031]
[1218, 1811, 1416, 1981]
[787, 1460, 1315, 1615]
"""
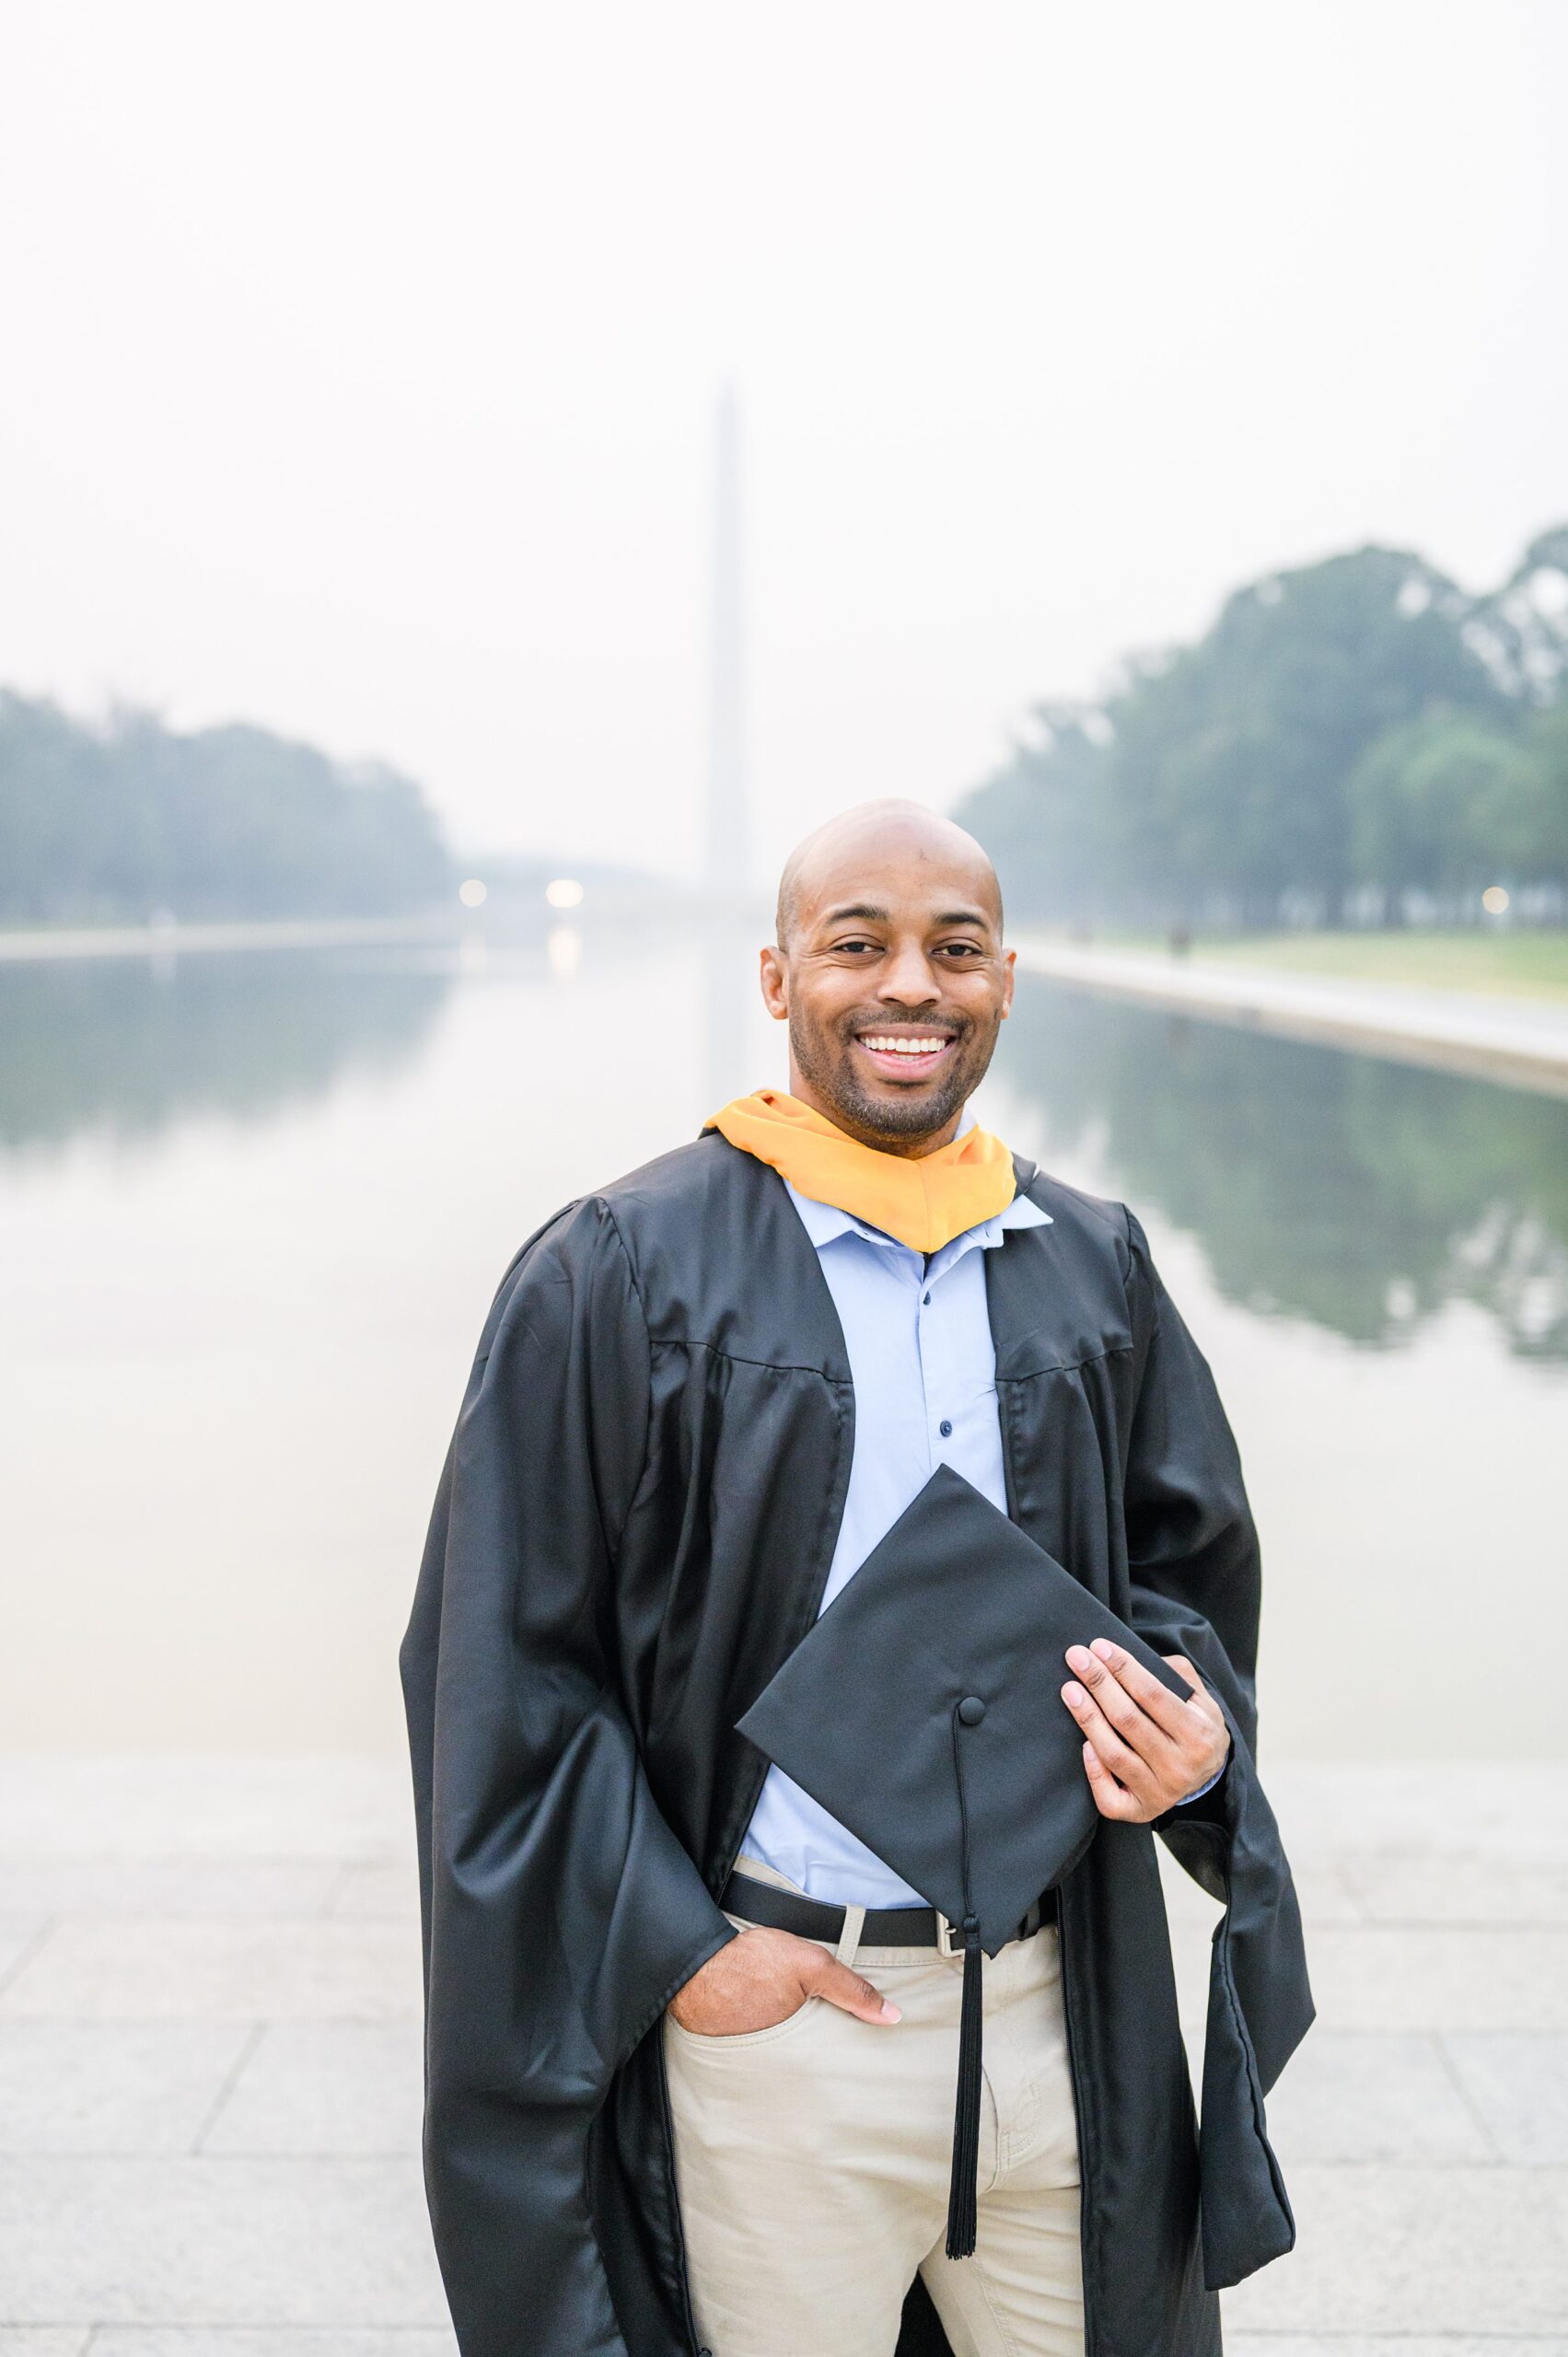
[2, 924, 1562, 1762]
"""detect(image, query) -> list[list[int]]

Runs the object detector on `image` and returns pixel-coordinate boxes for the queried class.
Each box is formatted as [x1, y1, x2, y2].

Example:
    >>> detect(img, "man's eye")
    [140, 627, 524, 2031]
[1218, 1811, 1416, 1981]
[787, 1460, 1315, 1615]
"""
[834, 938, 880, 954]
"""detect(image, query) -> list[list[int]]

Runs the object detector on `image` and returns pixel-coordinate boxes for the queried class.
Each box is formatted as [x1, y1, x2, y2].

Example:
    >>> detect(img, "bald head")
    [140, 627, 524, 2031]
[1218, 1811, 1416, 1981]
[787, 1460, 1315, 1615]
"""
[774, 799, 1003, 952]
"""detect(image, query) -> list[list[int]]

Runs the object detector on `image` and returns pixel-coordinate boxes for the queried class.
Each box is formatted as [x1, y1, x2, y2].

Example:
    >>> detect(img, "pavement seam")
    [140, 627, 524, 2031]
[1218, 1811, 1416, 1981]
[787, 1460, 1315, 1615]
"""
[0, 1917, 62, 2001]
[1432, 2029, 1508, 2164]
[189, 2022, 267, 2154]
[52, 2331, 452, 2344]
[317, 1862, 358, 1919]
[1333, 1864, 1372, 1923]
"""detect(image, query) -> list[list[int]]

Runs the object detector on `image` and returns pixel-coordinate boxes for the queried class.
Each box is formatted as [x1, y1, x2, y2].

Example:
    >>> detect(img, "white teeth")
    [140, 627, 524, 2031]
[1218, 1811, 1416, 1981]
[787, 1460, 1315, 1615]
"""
[861, 1036, 948, 1054]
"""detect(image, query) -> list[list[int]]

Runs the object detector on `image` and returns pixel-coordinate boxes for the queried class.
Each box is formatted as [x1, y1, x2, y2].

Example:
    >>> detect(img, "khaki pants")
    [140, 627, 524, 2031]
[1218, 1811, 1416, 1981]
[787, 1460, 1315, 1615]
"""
[664, 1859, 1085, 2357]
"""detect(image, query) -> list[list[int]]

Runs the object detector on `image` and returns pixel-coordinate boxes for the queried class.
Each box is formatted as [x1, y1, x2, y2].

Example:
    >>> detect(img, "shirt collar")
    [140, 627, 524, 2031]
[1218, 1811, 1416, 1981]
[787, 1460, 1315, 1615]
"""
[785, 1178, 1052, 1259]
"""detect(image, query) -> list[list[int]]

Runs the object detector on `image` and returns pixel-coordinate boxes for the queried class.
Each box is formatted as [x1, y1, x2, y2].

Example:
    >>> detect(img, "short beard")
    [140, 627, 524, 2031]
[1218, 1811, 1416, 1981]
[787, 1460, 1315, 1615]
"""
[789, 1007, 988, 1150]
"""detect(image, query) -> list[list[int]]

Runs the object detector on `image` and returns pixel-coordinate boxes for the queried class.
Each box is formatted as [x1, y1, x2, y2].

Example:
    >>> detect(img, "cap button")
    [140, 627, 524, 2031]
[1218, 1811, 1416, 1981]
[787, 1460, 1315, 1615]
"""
[958, 1695, 987, 1726]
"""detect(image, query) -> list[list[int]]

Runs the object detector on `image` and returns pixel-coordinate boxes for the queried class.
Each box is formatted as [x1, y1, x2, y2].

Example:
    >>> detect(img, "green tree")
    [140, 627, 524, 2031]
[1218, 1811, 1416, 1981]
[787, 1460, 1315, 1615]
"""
[1473, 525, 1568, 698]
[1104, 548, 1509, 918]
[961, 705, 1115, 923]
[0, 695, 452, 923]
[1522, 697, 1568, 877]
[957, 526, 1568, 925]
[1347, 711, 1552, 896]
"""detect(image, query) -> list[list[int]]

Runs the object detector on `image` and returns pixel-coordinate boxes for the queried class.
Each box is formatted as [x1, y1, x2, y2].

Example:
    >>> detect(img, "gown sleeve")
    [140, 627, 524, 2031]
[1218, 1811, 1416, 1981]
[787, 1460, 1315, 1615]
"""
[400, 1196, 738, 2357]
[1119, 1209, 1316, 2291]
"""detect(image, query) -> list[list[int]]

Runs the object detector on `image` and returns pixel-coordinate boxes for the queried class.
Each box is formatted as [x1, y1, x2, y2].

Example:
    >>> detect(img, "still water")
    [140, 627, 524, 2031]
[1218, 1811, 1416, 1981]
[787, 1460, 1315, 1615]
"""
[2, 921, 1563, 1762]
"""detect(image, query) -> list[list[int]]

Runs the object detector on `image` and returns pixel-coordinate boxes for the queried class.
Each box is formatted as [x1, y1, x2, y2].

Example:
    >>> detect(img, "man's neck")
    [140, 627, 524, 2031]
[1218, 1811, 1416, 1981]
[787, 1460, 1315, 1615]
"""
[783, 1074, 970, 1160]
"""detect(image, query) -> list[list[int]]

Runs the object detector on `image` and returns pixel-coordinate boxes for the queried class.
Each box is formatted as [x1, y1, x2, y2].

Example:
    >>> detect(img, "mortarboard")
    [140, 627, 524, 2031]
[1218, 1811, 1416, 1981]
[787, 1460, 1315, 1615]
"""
[737, 1462, 1194, 2258]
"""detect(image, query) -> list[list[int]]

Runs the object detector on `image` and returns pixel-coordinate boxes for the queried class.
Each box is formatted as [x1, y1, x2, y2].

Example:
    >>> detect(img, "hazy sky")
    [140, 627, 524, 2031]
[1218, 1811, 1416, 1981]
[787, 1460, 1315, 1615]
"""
[2, 2, 1564, 879]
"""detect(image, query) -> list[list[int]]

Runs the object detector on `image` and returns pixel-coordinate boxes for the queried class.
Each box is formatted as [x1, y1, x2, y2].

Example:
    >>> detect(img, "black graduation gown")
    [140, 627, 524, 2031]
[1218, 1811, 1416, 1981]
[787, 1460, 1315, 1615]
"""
[400, 1132, 1314, 2357]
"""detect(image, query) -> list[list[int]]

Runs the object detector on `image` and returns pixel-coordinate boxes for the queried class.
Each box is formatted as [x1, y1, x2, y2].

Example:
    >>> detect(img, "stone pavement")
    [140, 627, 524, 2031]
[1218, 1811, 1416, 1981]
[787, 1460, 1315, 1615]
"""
[1, 1756, 1563, 2355]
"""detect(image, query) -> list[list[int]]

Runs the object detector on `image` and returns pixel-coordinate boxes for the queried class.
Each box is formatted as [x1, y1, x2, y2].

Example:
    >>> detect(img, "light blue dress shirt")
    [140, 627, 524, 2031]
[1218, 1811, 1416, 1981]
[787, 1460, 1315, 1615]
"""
[740, 1159, 1222, 1907]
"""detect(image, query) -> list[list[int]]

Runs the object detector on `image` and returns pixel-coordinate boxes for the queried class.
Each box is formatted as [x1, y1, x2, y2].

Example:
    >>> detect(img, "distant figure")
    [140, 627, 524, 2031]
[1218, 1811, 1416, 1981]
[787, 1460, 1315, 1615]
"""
[401, 800, 1313, 2357]
[1168, 919, 1192, 958]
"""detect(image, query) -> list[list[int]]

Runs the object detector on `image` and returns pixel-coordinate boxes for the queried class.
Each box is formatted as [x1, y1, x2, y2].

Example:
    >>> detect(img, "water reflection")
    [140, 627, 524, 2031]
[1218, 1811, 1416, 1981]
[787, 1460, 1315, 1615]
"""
[997, 979, 1568, 1361]
[0, 951, 449, 1164]
[4, 943, 1564, 1364]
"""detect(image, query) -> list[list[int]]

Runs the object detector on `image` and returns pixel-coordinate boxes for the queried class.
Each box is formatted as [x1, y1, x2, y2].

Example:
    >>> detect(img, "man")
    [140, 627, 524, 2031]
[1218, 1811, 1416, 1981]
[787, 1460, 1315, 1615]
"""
[401, 801, 1312, 2357]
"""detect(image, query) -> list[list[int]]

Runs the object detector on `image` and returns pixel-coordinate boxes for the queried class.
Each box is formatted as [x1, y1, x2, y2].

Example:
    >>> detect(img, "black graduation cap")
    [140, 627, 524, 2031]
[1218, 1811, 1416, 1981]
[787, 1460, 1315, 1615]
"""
[736, 1461, 1194, 2259]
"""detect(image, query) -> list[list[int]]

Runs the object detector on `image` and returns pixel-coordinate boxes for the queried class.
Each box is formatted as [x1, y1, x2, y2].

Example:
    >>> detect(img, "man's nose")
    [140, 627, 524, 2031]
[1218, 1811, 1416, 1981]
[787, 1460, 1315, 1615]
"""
[876, 941, 939, 1004]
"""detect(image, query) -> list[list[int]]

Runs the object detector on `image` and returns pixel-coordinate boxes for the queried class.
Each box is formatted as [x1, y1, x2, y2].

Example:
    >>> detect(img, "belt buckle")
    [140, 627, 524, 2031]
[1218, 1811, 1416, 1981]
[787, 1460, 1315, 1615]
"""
[935, 1910, 963, 1960]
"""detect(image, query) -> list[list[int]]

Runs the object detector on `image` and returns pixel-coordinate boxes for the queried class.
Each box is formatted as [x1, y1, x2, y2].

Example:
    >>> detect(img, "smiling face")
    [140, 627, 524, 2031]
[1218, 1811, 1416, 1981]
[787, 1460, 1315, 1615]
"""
[759, 802, 1015, 1156]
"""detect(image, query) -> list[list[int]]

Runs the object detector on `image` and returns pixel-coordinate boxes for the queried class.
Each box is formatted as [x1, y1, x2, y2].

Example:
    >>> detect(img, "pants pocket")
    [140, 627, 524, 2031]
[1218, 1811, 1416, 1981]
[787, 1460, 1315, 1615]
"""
[665, 1992, 825, 2055]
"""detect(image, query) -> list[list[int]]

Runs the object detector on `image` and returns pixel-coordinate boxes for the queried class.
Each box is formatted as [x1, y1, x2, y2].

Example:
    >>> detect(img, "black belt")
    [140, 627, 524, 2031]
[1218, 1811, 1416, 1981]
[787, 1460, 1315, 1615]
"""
[720, 1869, 1054, 1957]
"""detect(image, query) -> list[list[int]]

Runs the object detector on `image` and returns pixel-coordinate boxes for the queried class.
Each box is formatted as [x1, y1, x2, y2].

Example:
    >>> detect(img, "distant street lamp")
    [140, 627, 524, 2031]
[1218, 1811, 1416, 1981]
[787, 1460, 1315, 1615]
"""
[458, 878, 488, 908]
[545, 877, 585, 910]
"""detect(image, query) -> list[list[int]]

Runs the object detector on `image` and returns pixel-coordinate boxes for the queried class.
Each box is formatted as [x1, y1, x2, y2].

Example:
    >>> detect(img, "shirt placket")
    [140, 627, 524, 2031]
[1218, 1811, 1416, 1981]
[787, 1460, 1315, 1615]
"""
[918, 1245, 958, 1465]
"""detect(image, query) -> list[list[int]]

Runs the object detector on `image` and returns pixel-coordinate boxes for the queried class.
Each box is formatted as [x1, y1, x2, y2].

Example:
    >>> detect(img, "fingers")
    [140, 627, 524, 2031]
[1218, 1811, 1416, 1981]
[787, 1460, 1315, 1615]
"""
[1081, 1738, 1146, 1821]
[1063, 1644, 1180, 1781]
[1063, 1671, 1163, 1806]
[798, 1945, 901, 2026]
[1082, 1639, 1198, 1736]
[1063, 1638, 1230, 1798]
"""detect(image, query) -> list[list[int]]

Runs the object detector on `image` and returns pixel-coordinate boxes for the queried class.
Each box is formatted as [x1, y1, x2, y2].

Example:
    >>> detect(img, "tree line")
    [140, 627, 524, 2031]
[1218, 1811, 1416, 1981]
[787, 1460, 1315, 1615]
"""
[958, 526, 1568, 926]
[0, 694, 452, 924]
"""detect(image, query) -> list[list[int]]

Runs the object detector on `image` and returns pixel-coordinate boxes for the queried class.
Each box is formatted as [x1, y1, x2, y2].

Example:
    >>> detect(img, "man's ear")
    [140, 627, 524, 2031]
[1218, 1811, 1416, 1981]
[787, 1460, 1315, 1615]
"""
[759, 943, 790, 1021]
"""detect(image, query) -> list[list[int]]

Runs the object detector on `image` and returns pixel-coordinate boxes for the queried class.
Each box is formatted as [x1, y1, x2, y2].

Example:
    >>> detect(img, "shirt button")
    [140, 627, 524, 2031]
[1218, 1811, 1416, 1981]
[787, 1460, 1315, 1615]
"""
[958, 1695, 987, 1725]
[939, 1419, 953, 1438]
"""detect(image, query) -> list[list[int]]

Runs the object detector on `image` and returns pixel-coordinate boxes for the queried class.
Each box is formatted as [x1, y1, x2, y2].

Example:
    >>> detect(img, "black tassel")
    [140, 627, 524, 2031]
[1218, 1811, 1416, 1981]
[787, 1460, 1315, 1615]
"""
[945, 1915, 984, 2258]
[945, 1692, 986, 2259]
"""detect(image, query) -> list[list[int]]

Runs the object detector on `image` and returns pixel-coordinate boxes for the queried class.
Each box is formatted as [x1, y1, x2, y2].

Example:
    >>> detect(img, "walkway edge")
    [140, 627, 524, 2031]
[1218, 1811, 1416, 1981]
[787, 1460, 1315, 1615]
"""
[1012, 940, 1568, 1099]
[0, 913, 458, 963]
